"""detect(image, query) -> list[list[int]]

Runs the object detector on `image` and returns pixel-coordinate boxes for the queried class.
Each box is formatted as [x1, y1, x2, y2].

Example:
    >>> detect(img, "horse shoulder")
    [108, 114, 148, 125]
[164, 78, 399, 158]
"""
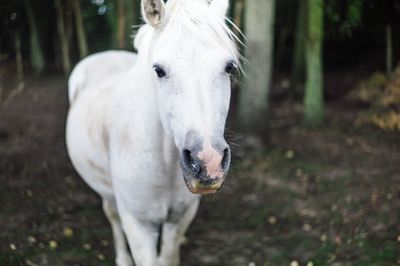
[67, 51, 138, 197]
[68, 50, 137, 103]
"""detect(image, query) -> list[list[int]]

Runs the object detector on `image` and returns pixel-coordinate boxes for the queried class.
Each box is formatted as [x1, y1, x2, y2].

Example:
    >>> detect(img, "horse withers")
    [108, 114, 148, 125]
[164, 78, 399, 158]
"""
[66, 0, 239, 265]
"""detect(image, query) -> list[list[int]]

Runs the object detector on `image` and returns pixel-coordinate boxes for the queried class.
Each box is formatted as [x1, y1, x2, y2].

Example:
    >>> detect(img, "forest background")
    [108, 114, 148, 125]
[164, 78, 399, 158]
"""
[0, 0, 399, 265]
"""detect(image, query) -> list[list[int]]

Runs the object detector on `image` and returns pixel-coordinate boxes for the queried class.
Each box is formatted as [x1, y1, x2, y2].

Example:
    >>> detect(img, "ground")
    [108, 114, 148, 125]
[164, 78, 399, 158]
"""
[0, 76, 399, 266]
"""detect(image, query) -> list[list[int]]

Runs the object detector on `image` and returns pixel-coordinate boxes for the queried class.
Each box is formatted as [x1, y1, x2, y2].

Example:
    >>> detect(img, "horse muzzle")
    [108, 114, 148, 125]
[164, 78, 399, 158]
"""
[184, 177, 224, 195]
[180, 143, 231, 195]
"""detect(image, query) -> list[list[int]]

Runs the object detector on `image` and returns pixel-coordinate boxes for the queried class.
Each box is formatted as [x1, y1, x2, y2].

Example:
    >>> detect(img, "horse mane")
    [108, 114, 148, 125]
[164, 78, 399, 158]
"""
[134, 0, 242, 65]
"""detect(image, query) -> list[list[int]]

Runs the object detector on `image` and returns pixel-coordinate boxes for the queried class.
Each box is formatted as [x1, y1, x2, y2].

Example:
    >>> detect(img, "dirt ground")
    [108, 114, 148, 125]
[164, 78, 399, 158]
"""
[0, 75, 399, 266]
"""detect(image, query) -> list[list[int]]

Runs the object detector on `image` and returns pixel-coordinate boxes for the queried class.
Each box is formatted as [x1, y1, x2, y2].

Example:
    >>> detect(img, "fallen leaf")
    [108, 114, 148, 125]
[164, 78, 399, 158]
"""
[63, 227, 74, 238]
[83, 243, 92, 250]
[268, 216, 277, 225]
[285, 150, 295, 159]
[49, 240, 58, 249]
[303, 223, 312, 231]
[28, 236, 37, 244]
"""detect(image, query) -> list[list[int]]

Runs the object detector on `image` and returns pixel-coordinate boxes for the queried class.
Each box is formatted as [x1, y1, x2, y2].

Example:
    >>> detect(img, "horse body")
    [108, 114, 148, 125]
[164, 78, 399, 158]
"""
[66, 0, 238, 265]
[67, 49, 198, 265]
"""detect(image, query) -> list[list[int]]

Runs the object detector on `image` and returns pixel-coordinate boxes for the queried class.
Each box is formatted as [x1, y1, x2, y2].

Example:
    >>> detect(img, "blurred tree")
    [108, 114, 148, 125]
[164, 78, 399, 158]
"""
[362, 0, 400, 75]
[126, 0, 140, 49]
[55, 0, 71, 75]
[291, 0, 306, 98]
[238, 0, 275, 139]
[386, 23, 393, 75]
[116, 0, 126, 49]
[113, 0, 139, 49]
[65, 1, 74, 54]
[2, 30, 24, 107]
[24, 0, 45, 75]
[380, 0, 400, 76]
[232, 0, 244, 40]
[15, 32, 23, 85]
[274, 0, 297, 70]
[304, 0, 324, 125]
[72, 0, 88, 58]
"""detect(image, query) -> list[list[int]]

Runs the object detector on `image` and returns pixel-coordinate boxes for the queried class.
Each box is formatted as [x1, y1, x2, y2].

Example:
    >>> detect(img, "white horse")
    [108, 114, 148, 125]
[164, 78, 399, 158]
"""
[66, 0, 239, 265]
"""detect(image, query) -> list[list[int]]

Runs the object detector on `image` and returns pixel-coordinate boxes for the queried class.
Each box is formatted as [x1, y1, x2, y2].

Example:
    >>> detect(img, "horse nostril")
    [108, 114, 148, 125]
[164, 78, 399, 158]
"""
[183, 149, 200, 174]
[221, 148, 230, 171]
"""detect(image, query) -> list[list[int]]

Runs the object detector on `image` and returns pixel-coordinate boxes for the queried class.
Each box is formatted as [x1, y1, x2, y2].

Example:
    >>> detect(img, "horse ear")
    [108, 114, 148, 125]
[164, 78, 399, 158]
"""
[209, 0, 229, 18]
[142, 0, 166, 28]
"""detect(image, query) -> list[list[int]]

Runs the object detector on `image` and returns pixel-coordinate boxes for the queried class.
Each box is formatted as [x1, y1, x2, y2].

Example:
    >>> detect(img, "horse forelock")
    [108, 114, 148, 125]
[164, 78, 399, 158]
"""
[134, 0, 242, 65]
[167, 0, 239, 59]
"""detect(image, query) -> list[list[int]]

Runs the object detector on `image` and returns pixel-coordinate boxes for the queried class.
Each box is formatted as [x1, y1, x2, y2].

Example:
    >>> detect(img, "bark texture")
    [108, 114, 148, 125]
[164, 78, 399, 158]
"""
[304, 0, 324, 125]
[239, 0, 276, 136]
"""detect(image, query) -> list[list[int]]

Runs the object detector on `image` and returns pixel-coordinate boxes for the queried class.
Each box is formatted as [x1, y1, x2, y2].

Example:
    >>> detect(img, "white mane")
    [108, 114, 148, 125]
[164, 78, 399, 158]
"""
[135, 0, 240, 63]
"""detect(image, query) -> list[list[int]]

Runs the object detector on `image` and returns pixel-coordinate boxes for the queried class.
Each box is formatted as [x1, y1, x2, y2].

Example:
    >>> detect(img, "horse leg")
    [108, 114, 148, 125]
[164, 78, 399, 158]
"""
[158, 223, 179, 266]
[158, 199, 200, 266]
[176, 199, 200, 244]
[119, 212, 160, 266]
[102, 199, 134, 266]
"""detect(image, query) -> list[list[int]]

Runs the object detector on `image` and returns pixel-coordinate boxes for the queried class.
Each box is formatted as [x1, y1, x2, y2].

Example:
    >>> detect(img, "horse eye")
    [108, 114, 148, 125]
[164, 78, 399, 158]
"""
[225, 61, 237, 74]
[153, 65, 166, 78]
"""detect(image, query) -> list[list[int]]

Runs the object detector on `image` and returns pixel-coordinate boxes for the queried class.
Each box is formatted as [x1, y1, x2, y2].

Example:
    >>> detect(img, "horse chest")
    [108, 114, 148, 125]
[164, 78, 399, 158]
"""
[130, 186, 196, 224]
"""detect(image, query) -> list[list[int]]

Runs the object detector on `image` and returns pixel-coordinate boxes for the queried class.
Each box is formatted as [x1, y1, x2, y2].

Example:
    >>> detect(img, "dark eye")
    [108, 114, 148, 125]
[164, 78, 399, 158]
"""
[153, 65, 166, 78]
[225, 61, 237, 74]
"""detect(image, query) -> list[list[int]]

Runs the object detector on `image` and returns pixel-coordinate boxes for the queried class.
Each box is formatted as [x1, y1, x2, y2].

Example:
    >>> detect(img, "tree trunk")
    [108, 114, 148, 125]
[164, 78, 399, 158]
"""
[275, 27, 289, 67]
[55, 0, 71, 75]
[116, 0, 126, 49]
[132, 0, 141, 27]
[386, 23, 393, 76]
[15, 32, 24, 85]
[72, 0, 88, 58]
[65, 2, 74, 53]
[24, 0, 45, 75]
[125, 0, 134, 49]
[3, 32, 24, 107]
[304, 0, 324, 126]
[232, 0, 244, 39]
[291, 0, 307, 97]
[238, 0, 275, 138]
[113, 0, 138, 49]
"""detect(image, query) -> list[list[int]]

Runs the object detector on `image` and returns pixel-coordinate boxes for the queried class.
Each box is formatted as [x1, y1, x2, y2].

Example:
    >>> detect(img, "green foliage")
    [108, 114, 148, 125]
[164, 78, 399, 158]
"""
[81, 0, 115, 52]
[345, 0, 363, 34]
[325, 0, 363, 37]
[0, 251, 25, 266]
